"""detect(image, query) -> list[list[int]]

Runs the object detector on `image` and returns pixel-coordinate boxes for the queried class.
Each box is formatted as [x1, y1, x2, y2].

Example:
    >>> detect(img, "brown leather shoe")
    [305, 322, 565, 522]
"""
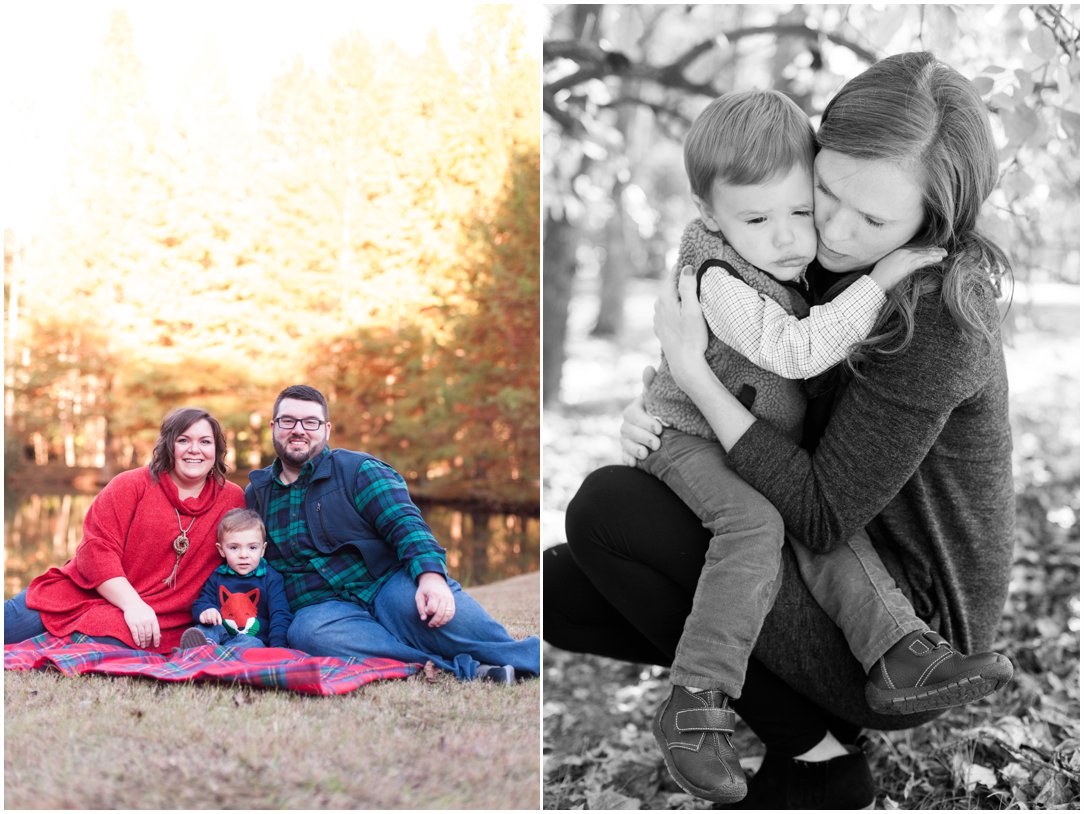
[866, 630, 1013, 714]
[653, 686, 746, 803]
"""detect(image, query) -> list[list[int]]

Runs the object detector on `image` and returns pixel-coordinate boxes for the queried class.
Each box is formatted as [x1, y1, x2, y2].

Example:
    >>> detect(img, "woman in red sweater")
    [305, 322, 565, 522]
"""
[5, 407, 246, 653]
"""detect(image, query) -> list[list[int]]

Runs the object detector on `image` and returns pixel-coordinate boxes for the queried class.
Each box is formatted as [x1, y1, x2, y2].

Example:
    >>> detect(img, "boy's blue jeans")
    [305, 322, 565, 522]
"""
[189, 622, 264, 651]
[639, 429, 925, 697]
[285, 568, 540, 681]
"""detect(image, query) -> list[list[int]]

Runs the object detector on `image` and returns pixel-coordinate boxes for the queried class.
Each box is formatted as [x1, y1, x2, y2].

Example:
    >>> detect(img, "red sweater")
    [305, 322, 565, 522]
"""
[25, 467, 246, 653]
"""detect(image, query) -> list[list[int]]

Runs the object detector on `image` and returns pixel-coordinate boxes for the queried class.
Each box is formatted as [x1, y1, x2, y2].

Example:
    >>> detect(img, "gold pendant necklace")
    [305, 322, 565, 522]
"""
[163, 509, 195, 588]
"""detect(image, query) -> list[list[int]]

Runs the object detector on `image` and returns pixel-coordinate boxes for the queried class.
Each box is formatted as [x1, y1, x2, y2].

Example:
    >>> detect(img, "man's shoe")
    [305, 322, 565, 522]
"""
[714, 747, 875, 810]
[477, 664, 515, 684]
[866, 630, 1013, 714]
[653, 686, 746, 804]
[179, 627, 212, 649]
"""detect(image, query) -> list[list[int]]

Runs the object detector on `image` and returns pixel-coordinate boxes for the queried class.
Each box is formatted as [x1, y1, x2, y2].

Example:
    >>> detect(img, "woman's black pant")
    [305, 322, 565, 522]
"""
[543, 466, 937, 756]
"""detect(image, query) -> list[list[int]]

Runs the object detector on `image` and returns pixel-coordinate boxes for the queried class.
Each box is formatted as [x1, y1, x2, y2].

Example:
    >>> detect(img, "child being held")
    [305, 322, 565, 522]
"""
[641, 89, 1013, 805]
[180, 508, 292, 650]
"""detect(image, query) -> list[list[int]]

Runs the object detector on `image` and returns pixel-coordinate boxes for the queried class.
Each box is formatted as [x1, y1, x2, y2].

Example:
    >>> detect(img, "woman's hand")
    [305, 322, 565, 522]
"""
[620, 367, 664, 466]
[123, 600, 161, 649]
[96, 576, 161, 648]
[654, 265, 712, 391]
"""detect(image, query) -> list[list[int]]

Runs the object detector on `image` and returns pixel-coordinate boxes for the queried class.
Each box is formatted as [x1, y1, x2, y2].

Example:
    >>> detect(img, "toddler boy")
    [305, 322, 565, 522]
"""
[180, 508, 292, 650]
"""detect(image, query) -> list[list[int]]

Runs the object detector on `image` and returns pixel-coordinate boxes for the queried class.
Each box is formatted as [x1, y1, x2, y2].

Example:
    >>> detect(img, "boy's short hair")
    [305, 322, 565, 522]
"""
[684, 90, 816, 200]
[217, 508, 266, 542]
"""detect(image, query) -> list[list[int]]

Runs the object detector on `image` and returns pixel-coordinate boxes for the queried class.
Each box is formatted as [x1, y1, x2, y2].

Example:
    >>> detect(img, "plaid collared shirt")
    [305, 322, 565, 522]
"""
[263, 447, 447, 610]
[700, 270, 887, 379]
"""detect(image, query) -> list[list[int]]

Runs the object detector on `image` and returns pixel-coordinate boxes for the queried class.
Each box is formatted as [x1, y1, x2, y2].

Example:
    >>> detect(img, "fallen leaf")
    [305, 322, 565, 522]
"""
[953, 754, 997, 790]
[585, 788, 640, 809]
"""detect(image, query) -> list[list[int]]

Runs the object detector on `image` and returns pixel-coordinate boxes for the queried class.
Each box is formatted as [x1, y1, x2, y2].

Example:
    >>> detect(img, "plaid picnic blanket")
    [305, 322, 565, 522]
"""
[4, 634, 420, 695]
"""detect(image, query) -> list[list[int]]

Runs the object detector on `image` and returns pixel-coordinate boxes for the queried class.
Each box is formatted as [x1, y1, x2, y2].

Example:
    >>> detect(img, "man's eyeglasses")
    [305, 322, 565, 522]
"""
[273, 416, 327, 431]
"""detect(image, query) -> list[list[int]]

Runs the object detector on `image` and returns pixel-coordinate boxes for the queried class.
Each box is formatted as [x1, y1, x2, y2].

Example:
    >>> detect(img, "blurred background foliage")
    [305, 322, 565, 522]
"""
[542, 2, 1079, 404]
[4, 5, 539, 510]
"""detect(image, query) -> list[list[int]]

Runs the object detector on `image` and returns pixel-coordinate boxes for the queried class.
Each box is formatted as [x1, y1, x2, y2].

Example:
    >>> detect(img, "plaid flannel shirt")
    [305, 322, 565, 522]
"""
[263, 447, 446, 610]
[700, 270, 887, 379]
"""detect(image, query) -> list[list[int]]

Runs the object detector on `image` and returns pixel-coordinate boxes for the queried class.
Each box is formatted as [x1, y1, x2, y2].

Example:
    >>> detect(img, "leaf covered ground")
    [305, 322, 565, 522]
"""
[542, 277, 1080, 810]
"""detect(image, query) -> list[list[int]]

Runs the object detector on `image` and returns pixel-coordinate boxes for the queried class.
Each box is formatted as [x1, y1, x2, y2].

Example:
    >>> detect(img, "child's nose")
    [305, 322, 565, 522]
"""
[774, 224, 795, 247]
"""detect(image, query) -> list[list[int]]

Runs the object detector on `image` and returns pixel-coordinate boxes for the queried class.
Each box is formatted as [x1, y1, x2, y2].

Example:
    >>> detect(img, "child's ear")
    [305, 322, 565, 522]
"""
[693, 195, 721, 232]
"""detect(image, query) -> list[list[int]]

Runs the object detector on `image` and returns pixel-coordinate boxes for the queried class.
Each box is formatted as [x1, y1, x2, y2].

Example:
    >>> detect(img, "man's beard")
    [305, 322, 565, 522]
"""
[273, 434, 317, 467]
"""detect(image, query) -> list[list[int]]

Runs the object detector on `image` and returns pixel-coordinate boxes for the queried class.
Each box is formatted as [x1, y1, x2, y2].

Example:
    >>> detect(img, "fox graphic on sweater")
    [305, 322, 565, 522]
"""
[219, 586, 261, 638]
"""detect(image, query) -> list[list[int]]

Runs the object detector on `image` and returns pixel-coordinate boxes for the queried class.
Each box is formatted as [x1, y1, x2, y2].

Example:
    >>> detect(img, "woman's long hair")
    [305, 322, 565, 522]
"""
[149, 407, 229, 485]
[818, 51, 1013, 369]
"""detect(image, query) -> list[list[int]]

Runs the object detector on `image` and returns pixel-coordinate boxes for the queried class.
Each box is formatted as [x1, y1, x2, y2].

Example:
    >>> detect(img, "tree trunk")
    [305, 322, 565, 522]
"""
[542, 210, 577, 406]
[592, 172, 630, 337]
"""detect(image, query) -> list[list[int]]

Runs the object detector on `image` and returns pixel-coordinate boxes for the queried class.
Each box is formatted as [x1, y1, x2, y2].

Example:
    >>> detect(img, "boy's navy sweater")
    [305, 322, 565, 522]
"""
[190, 560, 293, 646]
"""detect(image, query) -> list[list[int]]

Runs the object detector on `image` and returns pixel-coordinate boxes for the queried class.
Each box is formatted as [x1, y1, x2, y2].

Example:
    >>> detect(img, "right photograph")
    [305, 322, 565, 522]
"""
[541, 4, 1080, 811]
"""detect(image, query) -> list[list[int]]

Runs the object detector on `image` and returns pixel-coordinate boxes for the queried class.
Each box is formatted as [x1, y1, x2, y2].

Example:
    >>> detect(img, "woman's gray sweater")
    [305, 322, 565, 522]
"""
[729, 275, 1014, 657]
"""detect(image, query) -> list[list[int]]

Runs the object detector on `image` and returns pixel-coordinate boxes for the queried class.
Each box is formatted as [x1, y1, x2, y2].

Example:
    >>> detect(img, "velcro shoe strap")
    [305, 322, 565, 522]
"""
[675, 707, 735, 734]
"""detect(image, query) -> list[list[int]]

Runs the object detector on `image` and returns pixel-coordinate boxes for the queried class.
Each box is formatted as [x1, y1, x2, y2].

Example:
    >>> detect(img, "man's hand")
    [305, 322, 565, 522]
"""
[199, 608, 222, 626]
[416, 572, 455, 628]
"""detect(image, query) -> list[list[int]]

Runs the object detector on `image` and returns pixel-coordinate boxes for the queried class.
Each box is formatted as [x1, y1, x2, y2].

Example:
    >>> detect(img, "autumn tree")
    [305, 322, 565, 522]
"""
[7, 6, 541, 511]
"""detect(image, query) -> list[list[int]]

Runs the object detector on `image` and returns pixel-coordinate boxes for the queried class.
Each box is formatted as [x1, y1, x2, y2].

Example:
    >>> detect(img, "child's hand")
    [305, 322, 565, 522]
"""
[869, 246, 947, 291]
[199, 608, 222, 626]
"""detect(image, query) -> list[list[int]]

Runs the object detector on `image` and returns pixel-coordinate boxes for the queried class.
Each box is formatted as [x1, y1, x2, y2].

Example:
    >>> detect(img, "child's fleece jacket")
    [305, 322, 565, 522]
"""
[190, 559, 293, 646]
[644, 218, 809, 442]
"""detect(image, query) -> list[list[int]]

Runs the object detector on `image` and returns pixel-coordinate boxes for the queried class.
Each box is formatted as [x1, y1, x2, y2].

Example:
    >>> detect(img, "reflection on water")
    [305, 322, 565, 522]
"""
[4, 492, 538, 599]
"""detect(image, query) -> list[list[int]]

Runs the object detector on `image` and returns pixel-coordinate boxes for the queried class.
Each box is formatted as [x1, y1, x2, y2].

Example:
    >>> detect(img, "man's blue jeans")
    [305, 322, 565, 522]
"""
[286, 568, 540, 681]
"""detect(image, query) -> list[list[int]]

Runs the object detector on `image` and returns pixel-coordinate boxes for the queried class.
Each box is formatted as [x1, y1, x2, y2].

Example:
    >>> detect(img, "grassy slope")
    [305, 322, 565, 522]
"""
[4, 572, 540, 810]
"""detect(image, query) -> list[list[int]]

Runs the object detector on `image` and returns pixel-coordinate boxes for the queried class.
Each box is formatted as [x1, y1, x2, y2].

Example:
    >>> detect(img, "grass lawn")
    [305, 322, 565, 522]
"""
[4, 572, 540, 810]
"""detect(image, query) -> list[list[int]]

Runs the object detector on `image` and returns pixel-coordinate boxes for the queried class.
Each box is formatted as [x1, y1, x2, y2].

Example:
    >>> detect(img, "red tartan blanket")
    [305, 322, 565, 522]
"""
[5, 634, 420, 696]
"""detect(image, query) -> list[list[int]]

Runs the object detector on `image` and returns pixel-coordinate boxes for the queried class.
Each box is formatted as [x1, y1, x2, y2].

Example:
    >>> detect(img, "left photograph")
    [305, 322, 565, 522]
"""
[3, 2, 541, 810]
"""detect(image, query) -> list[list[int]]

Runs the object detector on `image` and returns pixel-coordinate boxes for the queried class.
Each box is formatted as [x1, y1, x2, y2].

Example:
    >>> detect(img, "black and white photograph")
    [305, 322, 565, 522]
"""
[542, 4, 1079, 810]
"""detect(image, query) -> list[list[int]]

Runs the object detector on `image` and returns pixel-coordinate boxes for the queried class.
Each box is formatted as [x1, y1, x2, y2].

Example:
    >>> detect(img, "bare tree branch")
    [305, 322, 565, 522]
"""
[543, 19, 880, 126]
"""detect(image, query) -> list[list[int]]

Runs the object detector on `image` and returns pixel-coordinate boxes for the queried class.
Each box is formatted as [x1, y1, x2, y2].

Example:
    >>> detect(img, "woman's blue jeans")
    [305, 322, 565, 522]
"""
[5, 590, 47, 643]
[286, 568, 540, 681]
[4, 589, 128, 647]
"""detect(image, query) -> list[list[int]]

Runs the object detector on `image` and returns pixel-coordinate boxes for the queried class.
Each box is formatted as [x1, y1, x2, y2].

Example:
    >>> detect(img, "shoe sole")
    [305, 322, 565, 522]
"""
[866, 656, 1013, 714]
[651, 699, 747, 804]
[179, 630, 211, 649]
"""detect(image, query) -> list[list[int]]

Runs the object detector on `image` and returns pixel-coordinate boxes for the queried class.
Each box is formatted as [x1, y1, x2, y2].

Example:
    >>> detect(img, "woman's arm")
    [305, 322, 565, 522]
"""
[71, 473, 141, 588]
[658, 266, 996, 553]
[726, 294, 997, 552]
[97, 576, 161, 648]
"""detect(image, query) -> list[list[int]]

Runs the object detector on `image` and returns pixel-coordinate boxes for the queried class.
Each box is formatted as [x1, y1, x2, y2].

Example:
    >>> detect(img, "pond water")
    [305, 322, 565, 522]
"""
[4, 491, 539, 599]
